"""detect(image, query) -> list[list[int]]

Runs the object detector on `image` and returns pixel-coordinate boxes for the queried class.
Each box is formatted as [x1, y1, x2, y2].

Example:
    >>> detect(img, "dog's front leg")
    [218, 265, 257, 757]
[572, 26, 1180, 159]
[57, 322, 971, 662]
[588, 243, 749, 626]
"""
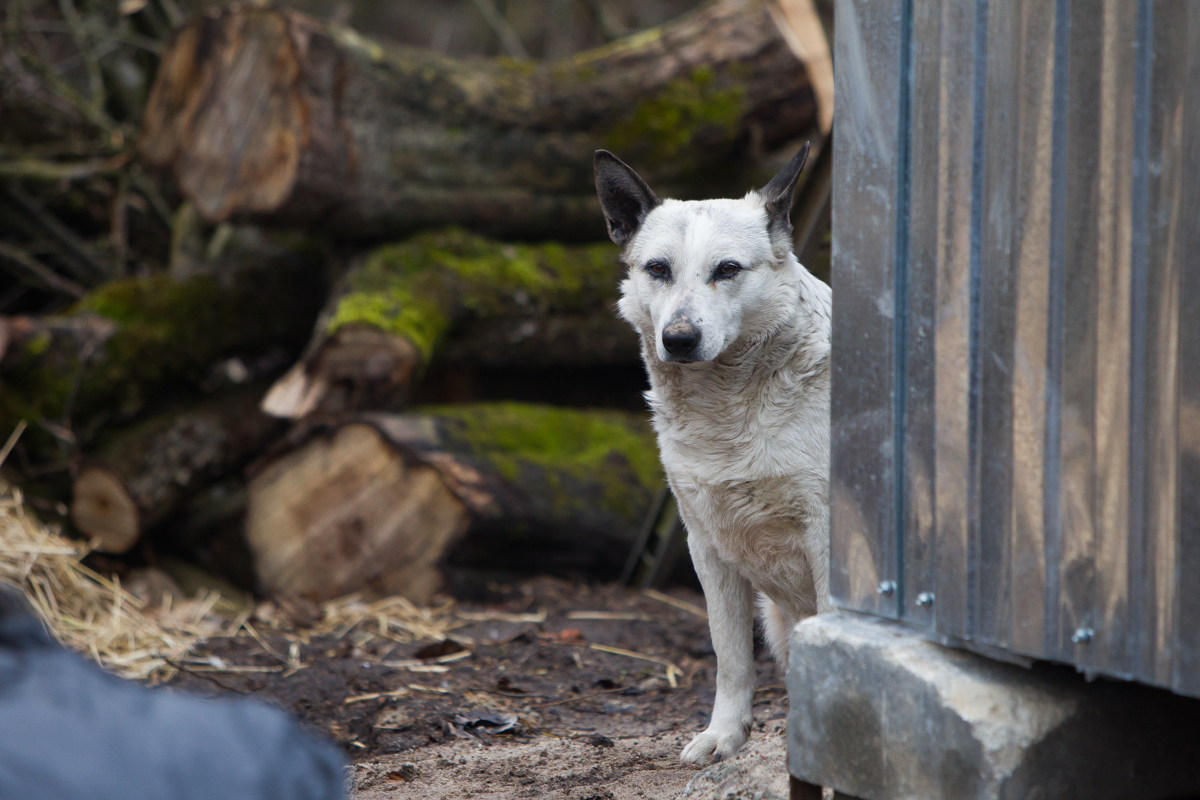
[681, 534, 755, 765]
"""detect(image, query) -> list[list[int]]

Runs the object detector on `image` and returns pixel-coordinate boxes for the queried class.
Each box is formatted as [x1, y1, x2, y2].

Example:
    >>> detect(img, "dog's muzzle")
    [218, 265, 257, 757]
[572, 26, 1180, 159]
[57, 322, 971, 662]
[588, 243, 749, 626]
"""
[662, 321, 701, 361]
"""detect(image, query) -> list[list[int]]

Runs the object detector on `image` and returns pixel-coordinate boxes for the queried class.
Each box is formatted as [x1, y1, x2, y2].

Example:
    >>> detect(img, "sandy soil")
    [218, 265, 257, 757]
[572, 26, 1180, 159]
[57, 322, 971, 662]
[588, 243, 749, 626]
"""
[163, 577, 792, 798]
[351, 721, 790, 800]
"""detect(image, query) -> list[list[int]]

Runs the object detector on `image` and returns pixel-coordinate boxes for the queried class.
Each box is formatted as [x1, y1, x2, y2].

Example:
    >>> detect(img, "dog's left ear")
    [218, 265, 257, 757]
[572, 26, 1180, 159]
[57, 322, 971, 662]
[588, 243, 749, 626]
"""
[757, 142, 811, 259]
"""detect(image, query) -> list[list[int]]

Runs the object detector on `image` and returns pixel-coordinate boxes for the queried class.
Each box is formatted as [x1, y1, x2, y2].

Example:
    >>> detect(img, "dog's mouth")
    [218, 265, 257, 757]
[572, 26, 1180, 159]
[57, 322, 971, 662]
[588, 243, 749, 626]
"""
[660, 351, 718, 366]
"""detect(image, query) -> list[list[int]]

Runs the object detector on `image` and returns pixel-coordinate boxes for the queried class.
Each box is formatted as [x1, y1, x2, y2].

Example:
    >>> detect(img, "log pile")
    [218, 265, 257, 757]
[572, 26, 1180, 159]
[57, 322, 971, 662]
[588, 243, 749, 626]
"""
[0, 0, 830, 604]
[245, 405, 661, 603]
[138, 0, 820, 240]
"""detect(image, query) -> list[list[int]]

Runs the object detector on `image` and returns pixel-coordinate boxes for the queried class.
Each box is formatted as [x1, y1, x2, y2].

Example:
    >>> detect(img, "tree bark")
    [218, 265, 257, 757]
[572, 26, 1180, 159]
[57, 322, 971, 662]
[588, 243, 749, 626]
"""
[0, 242, 325, 460]
[262, 229, 637, 419]
[244, 403, 662, 603]
[139, 0, 820, 241]
[70, 387, 281, 553]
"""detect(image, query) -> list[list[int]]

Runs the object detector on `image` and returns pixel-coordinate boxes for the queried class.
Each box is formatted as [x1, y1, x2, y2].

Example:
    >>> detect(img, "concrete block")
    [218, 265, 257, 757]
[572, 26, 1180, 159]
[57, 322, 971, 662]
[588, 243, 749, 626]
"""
[787, 612, 1200, 800]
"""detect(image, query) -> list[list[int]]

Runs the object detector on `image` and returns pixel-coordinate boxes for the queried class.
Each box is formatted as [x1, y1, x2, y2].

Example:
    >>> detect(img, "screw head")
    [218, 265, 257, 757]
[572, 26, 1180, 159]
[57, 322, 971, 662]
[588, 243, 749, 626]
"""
[876, 581, 896, 596]
[1071, 627, 1094, 645]
[915, 592, 935, 608]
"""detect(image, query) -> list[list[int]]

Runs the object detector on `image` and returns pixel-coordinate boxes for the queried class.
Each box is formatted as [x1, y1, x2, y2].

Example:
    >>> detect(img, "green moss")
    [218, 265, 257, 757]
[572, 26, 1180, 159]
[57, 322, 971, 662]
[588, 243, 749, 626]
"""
[606, 67, 745, 159]
[421, 402, 663, 521]
[1, 256, 324, 455]
[326, 229, 622, 362]
[496, 57, 536, 76]
[25, 332, 51, 357]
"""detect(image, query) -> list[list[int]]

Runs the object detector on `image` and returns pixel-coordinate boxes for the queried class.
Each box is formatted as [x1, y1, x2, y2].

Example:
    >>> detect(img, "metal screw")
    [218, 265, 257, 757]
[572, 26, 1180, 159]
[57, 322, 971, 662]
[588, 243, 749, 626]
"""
[876, 581, 896, 596]
[1071, 627, 1094, 645]
[915, 592, 935, 608]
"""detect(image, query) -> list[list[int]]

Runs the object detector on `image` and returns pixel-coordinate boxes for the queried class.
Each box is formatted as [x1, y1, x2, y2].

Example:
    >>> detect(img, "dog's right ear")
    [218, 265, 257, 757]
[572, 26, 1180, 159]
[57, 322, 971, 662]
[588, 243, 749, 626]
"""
[594, 150, 661, 247]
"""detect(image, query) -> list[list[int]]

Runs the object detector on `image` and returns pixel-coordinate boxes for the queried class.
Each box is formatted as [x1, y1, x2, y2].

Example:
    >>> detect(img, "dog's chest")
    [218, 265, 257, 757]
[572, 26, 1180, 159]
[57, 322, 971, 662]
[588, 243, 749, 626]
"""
[655, 392, 827, 572]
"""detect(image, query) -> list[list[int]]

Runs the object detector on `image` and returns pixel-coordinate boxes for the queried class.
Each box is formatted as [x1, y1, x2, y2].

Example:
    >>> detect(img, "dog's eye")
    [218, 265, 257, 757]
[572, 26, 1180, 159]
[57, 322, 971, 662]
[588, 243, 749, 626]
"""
[645, 260, 671, 280]
[714, 261, 743, 280]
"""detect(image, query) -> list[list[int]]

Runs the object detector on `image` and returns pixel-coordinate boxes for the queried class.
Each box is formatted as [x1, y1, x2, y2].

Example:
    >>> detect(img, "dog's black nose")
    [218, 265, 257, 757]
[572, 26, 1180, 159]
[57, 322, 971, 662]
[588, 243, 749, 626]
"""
[662, 322, 701, 358]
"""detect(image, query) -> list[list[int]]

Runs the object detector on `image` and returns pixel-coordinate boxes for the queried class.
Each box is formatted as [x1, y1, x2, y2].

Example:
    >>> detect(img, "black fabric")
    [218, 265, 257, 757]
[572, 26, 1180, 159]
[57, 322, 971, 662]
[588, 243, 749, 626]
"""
[0, 586, 345, 800]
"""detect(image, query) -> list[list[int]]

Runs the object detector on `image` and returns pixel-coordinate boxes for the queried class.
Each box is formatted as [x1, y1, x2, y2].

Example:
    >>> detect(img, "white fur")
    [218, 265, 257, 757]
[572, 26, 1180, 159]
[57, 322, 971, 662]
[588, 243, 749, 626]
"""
[617, 192, 831, 765]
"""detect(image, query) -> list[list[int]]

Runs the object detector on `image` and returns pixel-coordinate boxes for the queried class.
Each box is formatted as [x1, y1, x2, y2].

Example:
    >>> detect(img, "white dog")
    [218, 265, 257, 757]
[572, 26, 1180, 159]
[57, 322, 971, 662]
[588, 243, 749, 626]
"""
[594, 145, 831, 765]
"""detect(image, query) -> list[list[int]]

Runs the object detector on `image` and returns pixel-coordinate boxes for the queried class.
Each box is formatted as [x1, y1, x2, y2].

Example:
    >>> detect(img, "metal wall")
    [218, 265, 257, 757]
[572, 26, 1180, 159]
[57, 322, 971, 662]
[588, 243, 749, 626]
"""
[829, 0, 1200, 697]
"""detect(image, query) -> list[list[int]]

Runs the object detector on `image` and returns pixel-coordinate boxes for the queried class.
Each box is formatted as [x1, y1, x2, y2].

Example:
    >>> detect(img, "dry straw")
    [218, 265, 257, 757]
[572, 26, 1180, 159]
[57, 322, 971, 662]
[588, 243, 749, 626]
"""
[0, 482, 224, 683]
[0, 423, 466, 683]
[0, 484, 464, 685]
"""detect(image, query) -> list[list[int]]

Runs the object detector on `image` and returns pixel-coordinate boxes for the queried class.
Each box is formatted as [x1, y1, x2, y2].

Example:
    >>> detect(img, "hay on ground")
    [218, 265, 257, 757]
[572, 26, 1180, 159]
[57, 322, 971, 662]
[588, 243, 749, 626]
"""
[0, 481, 465, 684]
[0, 483, 224, 683]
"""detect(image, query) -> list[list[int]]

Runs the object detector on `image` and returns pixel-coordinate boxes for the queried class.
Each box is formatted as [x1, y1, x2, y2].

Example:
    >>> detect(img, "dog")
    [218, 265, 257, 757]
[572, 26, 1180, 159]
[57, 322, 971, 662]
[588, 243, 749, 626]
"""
[594, 144, 831, 765]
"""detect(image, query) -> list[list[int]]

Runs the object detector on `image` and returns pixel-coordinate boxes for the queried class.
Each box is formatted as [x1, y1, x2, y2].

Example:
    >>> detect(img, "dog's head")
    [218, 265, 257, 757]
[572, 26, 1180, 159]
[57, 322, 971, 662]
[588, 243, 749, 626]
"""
[594, 145, 810, 365]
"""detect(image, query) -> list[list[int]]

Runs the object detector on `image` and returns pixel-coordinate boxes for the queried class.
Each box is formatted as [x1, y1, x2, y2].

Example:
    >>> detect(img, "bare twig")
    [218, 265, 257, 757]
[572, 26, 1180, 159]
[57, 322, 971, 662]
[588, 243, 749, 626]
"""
[0, 421, 28, 469]
[530, 687, 625, 708]
[128, 165, 173, 229]
[16, 19, 163, 54]
[343, 688, 411, 705]
[110, 170, 129, 277]
[582, 0, 626, 41]
[470, 0, 529, 60]
[0, 156, 122, 182]
[7, 22, 116, 132]
[0, 240, 87, 298]
[4, 180, 110, 283]
[55, 0, 106, 116]
[155, 0, 184, 29]
[0, 283, 31, 313]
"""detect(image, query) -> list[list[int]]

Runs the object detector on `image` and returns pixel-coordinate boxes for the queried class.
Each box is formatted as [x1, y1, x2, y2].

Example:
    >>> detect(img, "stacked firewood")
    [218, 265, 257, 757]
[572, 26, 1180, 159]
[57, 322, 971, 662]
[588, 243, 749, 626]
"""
[0, 0, 830, 604]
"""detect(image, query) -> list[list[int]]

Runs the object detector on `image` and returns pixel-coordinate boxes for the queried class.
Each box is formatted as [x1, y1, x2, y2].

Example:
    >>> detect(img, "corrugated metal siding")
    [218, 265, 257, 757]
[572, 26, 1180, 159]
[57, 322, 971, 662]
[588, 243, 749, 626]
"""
[830, 0, 1200, 697]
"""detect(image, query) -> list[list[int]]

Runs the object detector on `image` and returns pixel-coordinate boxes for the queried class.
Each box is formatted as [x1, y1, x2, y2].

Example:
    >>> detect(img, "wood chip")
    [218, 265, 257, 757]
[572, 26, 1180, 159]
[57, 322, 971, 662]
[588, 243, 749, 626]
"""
[457, 608, 547, 624]
[588, 643, 683, 688]
[343, 688, 411, 705]
[566, 611, 651, 621]
[408, 684, 452, 694]
[183, 665, 284, 673]
[641, 589, 707, 619]
[380, 659, 453, 673]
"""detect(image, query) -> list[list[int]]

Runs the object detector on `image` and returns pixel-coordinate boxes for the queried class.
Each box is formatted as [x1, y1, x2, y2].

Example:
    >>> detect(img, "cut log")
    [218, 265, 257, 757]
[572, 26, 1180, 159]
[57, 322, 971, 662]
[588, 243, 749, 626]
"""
[245, 403, 662, 603]
[140, 0, 821, 241]
[0, 241, 325, 460]
[262, 229, 637, 419]
[70, 388, 281, 553]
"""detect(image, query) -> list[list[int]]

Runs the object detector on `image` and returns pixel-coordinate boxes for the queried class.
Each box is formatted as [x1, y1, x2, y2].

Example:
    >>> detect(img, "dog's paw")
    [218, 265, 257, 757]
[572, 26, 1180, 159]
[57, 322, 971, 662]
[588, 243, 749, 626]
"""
[679, 724, 750, 765]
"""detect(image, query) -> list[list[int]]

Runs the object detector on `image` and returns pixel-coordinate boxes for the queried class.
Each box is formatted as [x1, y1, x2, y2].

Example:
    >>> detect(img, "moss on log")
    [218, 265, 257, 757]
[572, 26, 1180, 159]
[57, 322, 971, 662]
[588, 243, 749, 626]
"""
[245, 402, 663, 602]
[263, 229, 637, 418]
[140, 0, 819, 240]
[0, 247, 325, 458]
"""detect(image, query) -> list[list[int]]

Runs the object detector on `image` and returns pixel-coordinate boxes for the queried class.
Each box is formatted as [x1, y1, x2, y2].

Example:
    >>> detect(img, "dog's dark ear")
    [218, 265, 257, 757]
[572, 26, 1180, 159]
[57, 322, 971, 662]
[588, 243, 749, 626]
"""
[594, 150, 661, 247]
[758, 142, 810, 258]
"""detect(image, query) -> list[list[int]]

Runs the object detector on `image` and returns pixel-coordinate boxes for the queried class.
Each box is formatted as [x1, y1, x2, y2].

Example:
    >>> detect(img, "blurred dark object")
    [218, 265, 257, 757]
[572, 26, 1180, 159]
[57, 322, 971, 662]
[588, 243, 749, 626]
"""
[0, 584, 345, 800]
[620, 486, 686, 589]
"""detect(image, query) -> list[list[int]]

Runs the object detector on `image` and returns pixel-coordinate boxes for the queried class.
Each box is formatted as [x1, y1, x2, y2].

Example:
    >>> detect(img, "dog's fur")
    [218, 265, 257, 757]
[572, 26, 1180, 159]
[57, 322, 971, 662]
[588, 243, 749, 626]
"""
[594, 146, 831, 765]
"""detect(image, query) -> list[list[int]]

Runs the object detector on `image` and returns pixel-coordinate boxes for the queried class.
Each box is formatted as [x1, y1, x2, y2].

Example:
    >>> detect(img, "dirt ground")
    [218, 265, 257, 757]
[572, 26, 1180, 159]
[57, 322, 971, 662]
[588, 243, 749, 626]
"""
[163, 577, 791, 798]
